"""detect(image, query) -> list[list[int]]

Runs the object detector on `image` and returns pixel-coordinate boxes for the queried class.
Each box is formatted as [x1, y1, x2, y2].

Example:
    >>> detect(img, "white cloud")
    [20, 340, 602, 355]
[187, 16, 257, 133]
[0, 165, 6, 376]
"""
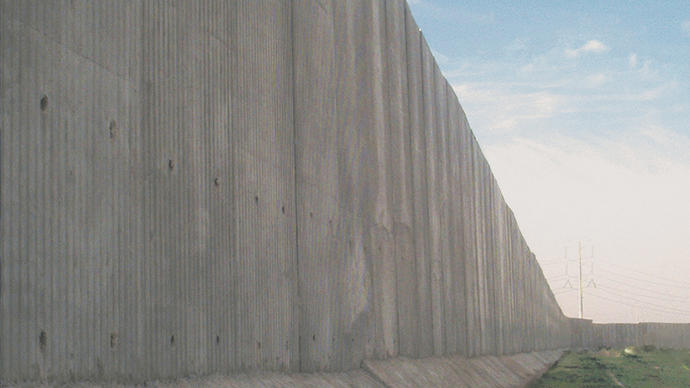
[445, 42, 675, 136]
[454, 84, 563, 132]
[431, 49, 450, 65]
[683, 20, 690, 35]
[505, 38, 528, 53]
[585, 73, 607, 87]
[452, 76, 672, 136]
[565, 40, 609, 57]
[638, 59, 656, 78]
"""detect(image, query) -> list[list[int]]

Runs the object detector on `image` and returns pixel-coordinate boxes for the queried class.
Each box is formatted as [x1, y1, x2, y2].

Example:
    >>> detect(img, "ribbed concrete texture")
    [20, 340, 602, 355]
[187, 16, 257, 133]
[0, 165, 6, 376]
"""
[1, 0, 689, 385]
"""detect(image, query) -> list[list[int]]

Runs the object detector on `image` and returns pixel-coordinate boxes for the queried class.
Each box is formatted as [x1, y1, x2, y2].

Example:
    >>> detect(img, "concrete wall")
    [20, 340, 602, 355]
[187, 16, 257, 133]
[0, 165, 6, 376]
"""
[1, 0, 689, 384]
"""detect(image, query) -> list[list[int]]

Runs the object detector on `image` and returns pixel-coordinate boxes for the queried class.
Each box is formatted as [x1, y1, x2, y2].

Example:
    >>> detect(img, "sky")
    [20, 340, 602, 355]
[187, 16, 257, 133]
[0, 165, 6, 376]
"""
[408, 0, 690, 323]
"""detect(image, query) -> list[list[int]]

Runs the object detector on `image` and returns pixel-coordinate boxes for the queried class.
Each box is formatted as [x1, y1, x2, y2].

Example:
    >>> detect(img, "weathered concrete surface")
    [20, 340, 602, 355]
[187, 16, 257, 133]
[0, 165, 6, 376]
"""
[362, 350, 564, 388]
[2, 0, 690, 385]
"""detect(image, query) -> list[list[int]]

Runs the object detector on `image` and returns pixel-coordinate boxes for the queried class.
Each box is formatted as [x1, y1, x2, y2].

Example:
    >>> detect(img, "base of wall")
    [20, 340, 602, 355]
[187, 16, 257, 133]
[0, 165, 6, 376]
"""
[2, 350, 564, 387]
[362, 350, 564, 388]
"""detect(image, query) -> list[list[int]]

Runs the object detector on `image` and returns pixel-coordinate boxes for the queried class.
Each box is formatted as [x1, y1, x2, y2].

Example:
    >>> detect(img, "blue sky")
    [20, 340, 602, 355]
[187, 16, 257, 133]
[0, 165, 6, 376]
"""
[408, 1, 690, 323]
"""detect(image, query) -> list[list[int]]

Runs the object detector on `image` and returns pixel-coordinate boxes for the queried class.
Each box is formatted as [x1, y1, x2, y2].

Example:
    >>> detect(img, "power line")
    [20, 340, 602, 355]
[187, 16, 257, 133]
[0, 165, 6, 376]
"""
[597, 261, 690, 288]
[553, 288, 576, 295]
[544, 244, 690, 321]
[600, 263, 690, 288]
[596, 285, 690, 312]
[588, 292, 690, 318]
[542, 242, 598, 318]
[546, 274, 572, 282]
[597, 277, 690, 303]
[597, 267, 690, 290]
[594, 286, 690, 316]
[540, 261, 567, 266]
[578, 241, 584, 319]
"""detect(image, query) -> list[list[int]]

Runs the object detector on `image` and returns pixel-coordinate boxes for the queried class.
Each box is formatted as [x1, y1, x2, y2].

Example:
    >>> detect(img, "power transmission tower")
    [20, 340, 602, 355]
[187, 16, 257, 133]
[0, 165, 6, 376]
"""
[548, 242, 596, 318]
[579, 241, 584, 318]
[575, 241, 596, 318]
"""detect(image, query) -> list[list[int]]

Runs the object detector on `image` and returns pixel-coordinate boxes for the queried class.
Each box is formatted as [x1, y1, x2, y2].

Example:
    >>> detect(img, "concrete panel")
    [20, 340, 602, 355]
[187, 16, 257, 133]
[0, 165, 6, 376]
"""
[329, 0, 377, 370]
[232, 0, 298, 373]
[420, 36, 445, 356]
[357, 0, 398, 361]
[527, 251, 537, 351]
[435, 70, 455, 356]
[291, 0, 351, 372]
[446, 83, 468, 356]
[472, 137, 491, 355]
[292, 0, 344, 373]
[519, 232, 531, 353]
[138, 1, 238, 380]
[0, 0, 144, 84]
[494, 182, 508, 355]
[404, 3, 434, 358]
[484, 165, 499, 355]
[488, 174, 503, 354]
[462, 122, 481, 357]
[506, 208, 520, 354]
[1, 2, 144, 381]
[384, 0, 417, 359]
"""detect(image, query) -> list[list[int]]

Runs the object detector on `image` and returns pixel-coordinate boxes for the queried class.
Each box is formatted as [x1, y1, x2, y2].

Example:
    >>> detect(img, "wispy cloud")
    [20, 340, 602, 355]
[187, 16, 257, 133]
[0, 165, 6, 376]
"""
[565, 40, 609, 57]
[454, 84, 563, 132]
[505, 38, 528, 53]
[585, 73, 608, 87]
[683, 20, 690, 35]
[443, 36, 679, 141]
[408, 1, 494, 25]
[431, 49, 450, 65]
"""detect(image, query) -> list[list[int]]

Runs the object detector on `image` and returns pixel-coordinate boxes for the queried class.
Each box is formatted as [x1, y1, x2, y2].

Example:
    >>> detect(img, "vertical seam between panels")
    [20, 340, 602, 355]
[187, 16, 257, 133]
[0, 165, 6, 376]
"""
[289, 0, 302, 372]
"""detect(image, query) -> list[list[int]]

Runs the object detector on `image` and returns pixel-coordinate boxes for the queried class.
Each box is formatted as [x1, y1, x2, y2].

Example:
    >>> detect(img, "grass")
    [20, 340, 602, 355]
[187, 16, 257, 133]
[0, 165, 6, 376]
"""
[530, 347, 690, 387]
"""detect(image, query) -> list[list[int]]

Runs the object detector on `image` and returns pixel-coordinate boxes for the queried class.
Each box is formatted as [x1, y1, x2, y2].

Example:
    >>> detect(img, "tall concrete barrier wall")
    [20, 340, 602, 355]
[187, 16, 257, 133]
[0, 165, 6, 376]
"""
[2, 0, 689, 384]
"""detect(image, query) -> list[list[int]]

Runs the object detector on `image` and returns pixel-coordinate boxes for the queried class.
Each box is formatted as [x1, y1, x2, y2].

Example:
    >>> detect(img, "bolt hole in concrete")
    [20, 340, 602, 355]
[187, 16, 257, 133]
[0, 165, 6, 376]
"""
[109, 120, 117, 139]
[281, 205, 285, 214]
[39, 331, 47, 351]
[312, 334, 316, 341]
[214, 177, 219, 186]
[168, 159, 175, 170]
[40, 95, 48, 111]
[216, 335, 220, 345]
[254, 195, 259, 204]
[110, 333, 118, 348]
[170, 335, 175, 345]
